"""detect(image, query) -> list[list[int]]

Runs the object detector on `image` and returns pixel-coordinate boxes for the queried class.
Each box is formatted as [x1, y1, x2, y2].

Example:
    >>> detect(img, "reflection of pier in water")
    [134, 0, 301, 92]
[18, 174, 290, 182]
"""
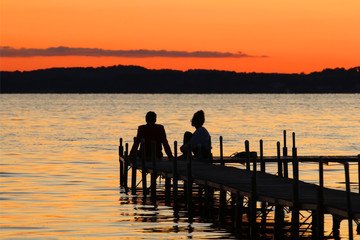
[119, 131, 360, 240]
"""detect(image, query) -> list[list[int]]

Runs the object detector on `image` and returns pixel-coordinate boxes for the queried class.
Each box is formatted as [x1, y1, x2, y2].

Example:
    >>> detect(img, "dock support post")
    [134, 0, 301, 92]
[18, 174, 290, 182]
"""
[292, 132, 299, 240]
[332, 215, 341, 238]
[124, 143, 129, 192]
[245, 140, 250, 171]
[165, 177, 171, 206]
[219, 186, 226, 223]
[141, 139, 147, 197]
[119, 138, 124, 187]
[220, 136, 224, 166]
[316, 157, 324, 239]
[151, 141, 157, 200]
[260, 139, 267, 238]
[250, 144, 258, 240]
[283, 130, 288, 157]
[274, 205, 284, 239]
[235, 193, 244, 236]
[358, 154, 360, 194]
[260, 139, 265, 173]
[131, 137, 137, 195]
[186, 145, 193, 210]
[173, 141, 178, 207]
[344, 162, 354, 240]
[277, 141, 283, 177]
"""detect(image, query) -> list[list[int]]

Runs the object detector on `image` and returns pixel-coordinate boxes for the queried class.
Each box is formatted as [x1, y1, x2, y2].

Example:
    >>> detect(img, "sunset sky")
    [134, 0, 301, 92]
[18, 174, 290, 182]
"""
[1, 0, 359, 73]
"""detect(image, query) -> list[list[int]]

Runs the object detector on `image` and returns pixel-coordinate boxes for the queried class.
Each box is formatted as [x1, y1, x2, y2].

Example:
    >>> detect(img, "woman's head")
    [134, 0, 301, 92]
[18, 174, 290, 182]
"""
[191, 110, 205, 128]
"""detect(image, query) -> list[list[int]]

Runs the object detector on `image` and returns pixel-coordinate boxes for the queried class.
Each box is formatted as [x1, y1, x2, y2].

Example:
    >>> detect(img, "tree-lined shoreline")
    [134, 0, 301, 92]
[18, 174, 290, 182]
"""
[1, 65, 359, 93]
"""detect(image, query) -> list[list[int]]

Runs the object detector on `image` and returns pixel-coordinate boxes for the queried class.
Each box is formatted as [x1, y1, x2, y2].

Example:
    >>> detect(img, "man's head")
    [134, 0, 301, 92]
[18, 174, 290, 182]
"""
[191, 110, 205, 128]
[146, 111, 157, 124]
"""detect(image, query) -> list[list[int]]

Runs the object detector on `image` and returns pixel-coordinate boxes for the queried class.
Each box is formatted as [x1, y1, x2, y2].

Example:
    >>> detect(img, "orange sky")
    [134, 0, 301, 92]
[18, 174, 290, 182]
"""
[1, 0, 359, 73]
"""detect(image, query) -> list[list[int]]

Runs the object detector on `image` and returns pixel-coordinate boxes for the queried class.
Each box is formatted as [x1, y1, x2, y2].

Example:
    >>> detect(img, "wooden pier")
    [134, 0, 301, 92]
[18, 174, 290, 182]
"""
[118, 132, 360, 239]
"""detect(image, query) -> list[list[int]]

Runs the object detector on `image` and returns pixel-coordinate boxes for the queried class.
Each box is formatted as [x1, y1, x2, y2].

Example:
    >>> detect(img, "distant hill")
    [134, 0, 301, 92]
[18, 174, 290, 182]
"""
[1, 65, 359, 93]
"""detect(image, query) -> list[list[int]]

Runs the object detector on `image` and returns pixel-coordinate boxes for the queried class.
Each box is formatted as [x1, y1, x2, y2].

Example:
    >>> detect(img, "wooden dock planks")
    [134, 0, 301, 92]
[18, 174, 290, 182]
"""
[128, 158, 360, 219]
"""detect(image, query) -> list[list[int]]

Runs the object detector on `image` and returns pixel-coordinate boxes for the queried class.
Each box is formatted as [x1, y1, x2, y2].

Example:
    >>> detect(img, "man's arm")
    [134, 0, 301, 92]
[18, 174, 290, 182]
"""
[161, 126, 173, 160]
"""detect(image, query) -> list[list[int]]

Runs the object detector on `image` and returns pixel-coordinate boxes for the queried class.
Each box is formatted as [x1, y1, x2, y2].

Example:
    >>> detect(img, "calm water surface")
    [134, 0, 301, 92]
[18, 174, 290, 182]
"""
[1, 94, 359, 239]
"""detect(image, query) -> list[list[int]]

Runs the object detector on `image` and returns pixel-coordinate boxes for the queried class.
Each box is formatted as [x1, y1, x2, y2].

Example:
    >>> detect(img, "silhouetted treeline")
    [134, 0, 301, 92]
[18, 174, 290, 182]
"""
[1, 65, 359, 93]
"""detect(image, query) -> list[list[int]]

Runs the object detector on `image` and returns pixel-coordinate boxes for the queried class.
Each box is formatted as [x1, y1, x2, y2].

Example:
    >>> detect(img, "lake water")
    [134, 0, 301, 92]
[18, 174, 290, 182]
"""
[1, 94, 359, 239]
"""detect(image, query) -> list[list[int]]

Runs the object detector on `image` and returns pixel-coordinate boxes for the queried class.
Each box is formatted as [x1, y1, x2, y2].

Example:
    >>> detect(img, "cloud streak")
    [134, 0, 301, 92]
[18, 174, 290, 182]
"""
[0, 46, 267, 58]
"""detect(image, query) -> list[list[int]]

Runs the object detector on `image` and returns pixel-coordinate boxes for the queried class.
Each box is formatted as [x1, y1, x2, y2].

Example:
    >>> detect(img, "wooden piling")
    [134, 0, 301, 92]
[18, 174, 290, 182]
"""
[277, 141, 283, 177]
[358, 154, 360, 194]
[283, 130, 288, 157]
[260, 139, 265, 173]
[235, 193, 244, 235]
[131, 138, 137, 195]
[141, 138, 147, 197]
[245, 140, 250, 171]
[186, 144, 193, 210]
[220, 136, 224, 166]
[292, 132, 299, 239]
[151, 141, 157, 199]
[124, 143, 129, 192]
[316, 157, 324, 239]
[119, 138, 124, 186]
[219, 185, 226, 223]
[344, 162, 354, 240]
[173, 141, 178, 206]
[250, 142, 258, 240]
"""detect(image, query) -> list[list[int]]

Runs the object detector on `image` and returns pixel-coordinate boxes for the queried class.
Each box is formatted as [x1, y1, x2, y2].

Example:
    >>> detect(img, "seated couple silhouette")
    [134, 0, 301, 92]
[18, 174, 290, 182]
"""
[129, 110, 211, 161]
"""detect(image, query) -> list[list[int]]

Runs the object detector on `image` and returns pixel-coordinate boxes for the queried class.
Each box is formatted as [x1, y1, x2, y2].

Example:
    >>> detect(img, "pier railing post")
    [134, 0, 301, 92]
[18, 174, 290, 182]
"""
[131, 137, 137, 195]
[283, 130, 288, 157]
[358, 154, 360, 194]
[220, 136, 224, 166]
[119, 138, 124, 187]
[260, 139, 265, 173]
[245, 140, 250, 171]
[316, 157, 324, 239]
[344, 162, 354, 240]
[124, 143, 129, 192]
[173, 141, 178, 207]
[141, 139, 147, 197]
[151, 141, 157, 200]
[250, 141, 258, 240]
[292, 132, 299, 239]
[186, 144, 193, 210]
[277, 141, 283, 177]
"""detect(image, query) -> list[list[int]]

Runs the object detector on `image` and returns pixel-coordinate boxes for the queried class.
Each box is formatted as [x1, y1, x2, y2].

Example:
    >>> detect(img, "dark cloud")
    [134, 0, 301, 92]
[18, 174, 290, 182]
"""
[0, 46, 267, 58]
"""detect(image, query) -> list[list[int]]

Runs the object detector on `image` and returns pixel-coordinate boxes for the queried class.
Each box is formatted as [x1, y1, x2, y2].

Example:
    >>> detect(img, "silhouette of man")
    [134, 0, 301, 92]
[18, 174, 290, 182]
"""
[130, 111, 173, 160]
[180, 110, 211, 159]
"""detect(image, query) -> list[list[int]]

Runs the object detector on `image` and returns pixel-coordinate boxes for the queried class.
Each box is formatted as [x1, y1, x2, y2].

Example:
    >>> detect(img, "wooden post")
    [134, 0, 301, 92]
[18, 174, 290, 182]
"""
[131, 138, 137, 195]
[259, 139, 267, 237]
[119, 138, 124, 186]
[277, 141, 283, 177]
[344, 162, 354, 240]
[283, 130, 288, 157]
[274, 204, 284, 239]
[151, 141, 157, 200]
[358, 154, 360, 194]
[316, 157, 324, 239]
[173, 141, 178, 207]
[220, 136, 224, 166]
[260, 139, 265, 173]
[141, 138, 147, 197]
[245, 140, 250, 171]
[292, 133, 299, 240]
[186, 144, 193, 210]
[219, 185, 226, 223]
[250, 142, 257, 240]
[235, 193, 244, 235]
[165, 177, 171, 206]
[124, 143, 129, 192]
